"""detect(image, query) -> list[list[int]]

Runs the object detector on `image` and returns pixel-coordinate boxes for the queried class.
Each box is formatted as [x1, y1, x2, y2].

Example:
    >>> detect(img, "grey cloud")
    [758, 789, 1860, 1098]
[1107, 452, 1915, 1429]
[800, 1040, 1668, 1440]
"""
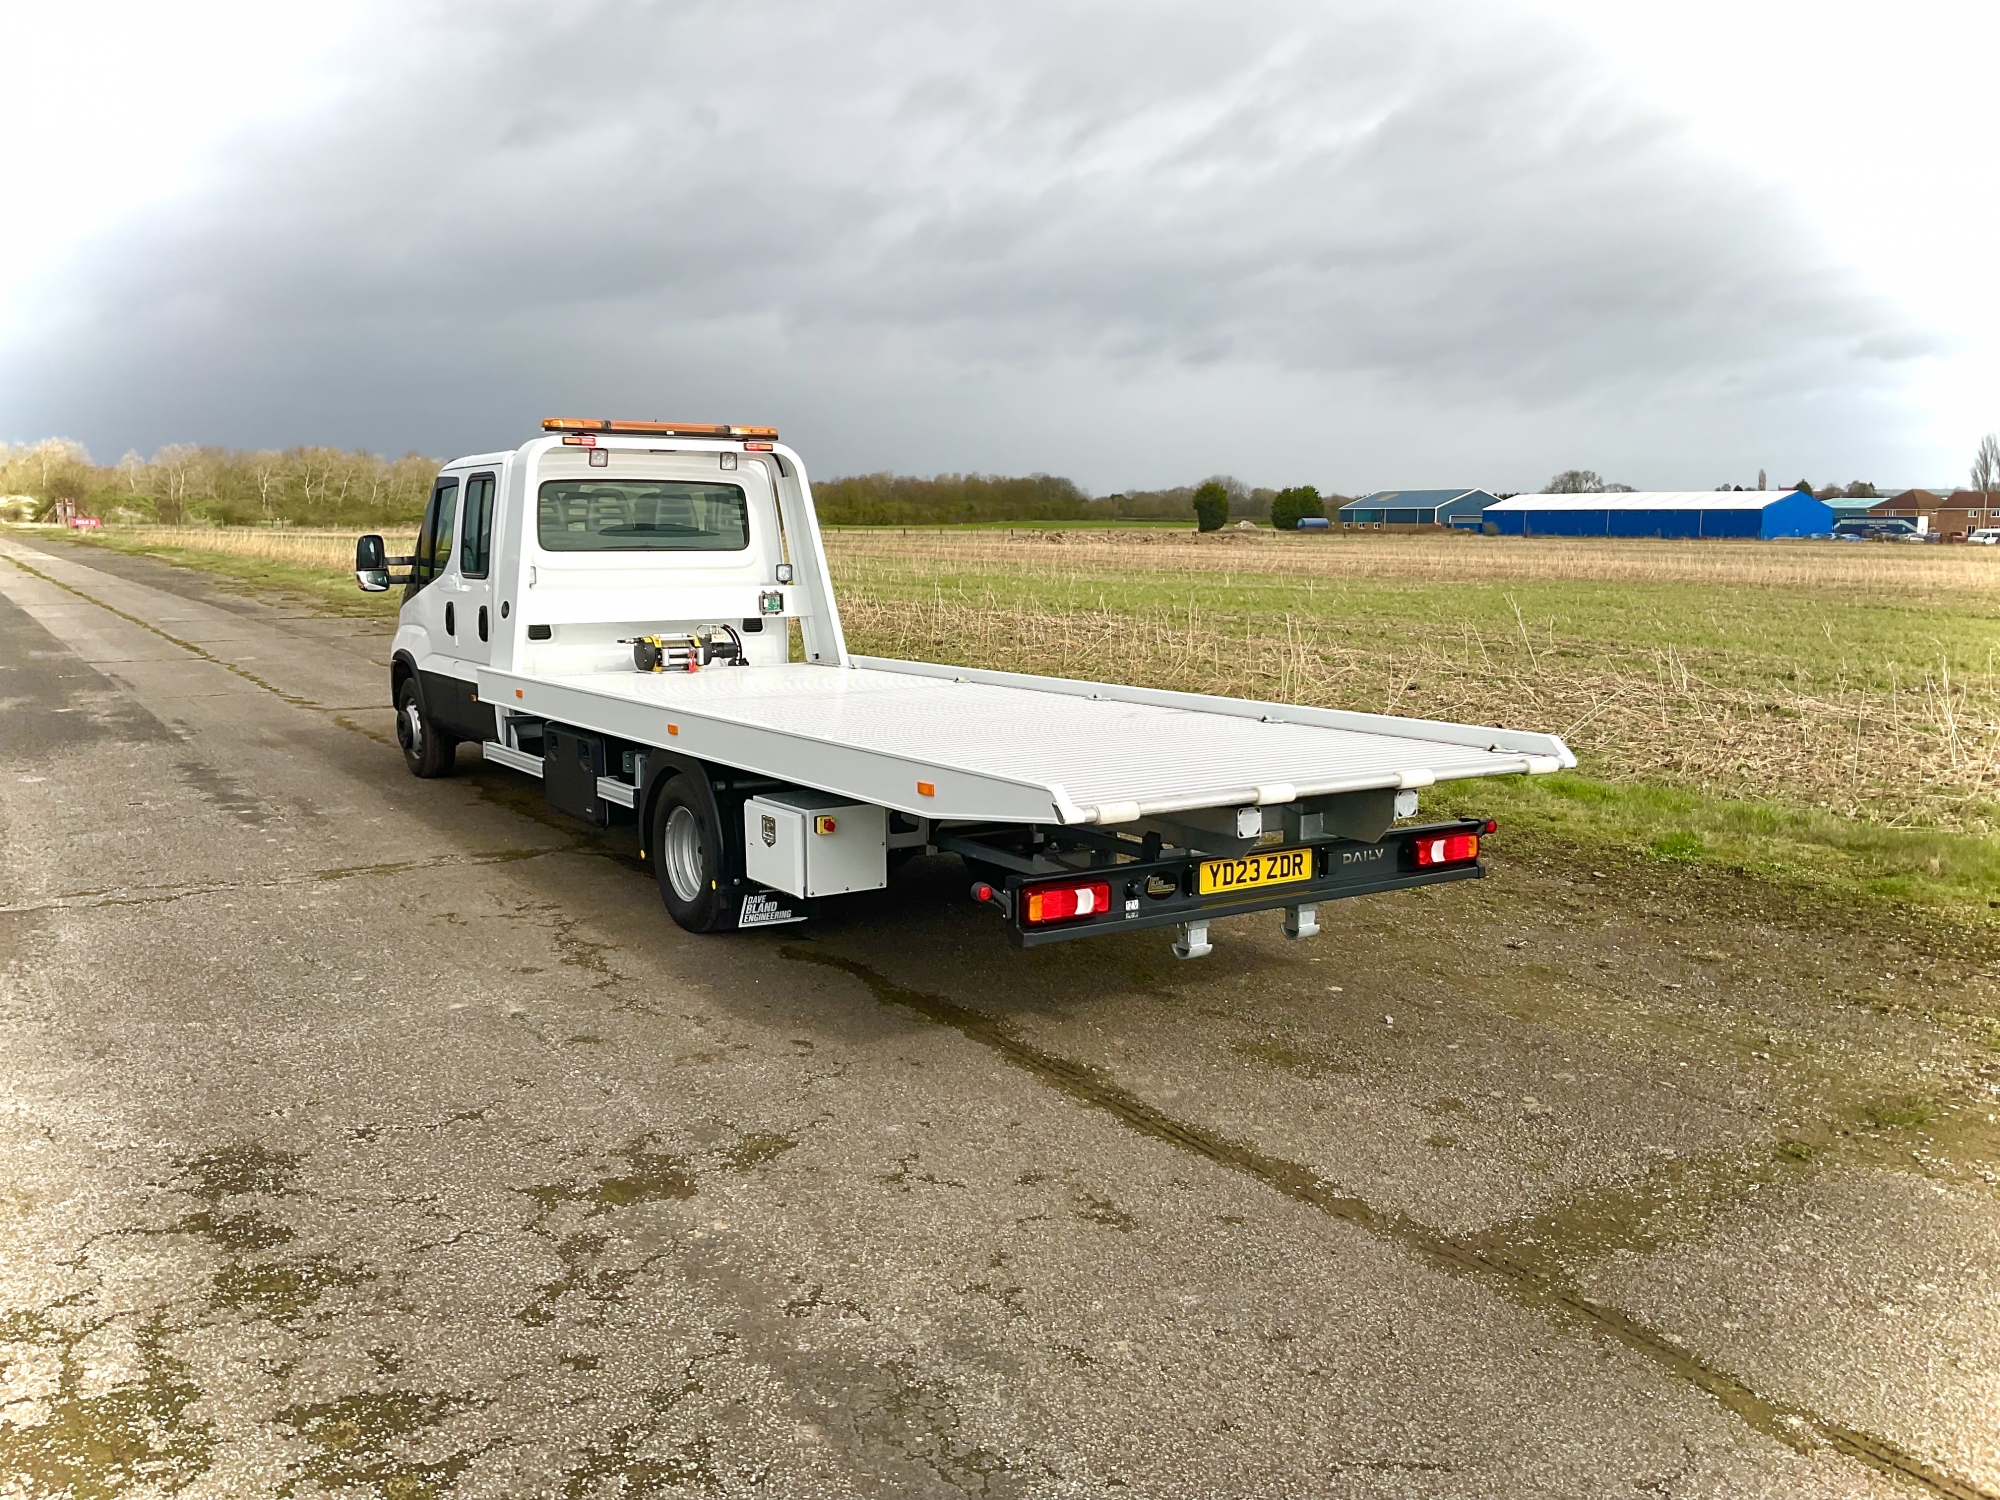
[0, 0, 1933, 487]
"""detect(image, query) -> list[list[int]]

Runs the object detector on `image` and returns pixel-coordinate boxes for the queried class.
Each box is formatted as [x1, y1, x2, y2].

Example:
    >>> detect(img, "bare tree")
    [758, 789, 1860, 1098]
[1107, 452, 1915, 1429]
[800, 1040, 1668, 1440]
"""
[388, 452, 441, 520]
[25, 438, 91, 495]
[1546, 469, 1601, 493]
[149, 444, 207, 525]
[1973, 432, 1999, 499]
[287, 446, 356, 522]
[4, 439, 96, 520]
[333, 452, 357, 515]
[1545, 469, 1631, 493]
[287, 447, 324, 519]
[250, 451, 286, 522]
[2, 435, 438, 526]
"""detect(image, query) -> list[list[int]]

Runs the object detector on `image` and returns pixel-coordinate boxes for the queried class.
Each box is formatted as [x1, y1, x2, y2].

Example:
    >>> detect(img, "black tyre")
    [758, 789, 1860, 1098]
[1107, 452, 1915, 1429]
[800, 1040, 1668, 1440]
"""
[396, 677, 457, 778]
[652, 774, 738, 933]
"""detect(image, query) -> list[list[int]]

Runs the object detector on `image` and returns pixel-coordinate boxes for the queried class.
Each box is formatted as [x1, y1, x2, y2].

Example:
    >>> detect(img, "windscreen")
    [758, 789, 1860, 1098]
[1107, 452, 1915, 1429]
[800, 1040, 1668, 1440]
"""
[537, 479, 750, 552]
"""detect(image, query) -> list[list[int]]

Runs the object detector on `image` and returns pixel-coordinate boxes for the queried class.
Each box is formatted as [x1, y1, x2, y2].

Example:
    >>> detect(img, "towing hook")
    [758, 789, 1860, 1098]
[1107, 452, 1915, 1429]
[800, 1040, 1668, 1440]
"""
[1172, 920, 1212, 960]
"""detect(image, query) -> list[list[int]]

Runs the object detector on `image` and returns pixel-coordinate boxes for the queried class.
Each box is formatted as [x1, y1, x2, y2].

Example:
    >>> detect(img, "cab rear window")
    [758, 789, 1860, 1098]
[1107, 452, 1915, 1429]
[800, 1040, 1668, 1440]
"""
[537, 480, 749, 552]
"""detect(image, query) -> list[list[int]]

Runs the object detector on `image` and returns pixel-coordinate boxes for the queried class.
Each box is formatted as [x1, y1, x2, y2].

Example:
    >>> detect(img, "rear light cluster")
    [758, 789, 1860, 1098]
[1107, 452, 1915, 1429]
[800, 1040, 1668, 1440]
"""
[1022, 879, 1112, 926]
[1414, 833, 1479, 867]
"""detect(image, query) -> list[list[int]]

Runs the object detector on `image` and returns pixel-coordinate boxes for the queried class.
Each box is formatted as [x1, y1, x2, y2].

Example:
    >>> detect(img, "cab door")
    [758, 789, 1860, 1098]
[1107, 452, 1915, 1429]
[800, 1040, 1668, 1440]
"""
[406, 474, 458, 661]
[424, 471, 497, 742]
[450, 470, 498, 670]
[407, 474, 485, 743]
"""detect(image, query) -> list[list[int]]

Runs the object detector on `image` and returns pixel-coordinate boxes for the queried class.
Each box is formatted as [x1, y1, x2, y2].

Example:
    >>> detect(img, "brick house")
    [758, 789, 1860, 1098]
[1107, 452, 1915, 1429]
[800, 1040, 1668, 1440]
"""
[1869, 489, 2000, 538]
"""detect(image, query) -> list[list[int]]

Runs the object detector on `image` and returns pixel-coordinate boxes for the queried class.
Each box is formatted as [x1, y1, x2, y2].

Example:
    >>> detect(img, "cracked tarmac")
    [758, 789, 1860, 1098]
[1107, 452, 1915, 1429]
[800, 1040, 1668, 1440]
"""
[1, 533, 1997, 1498]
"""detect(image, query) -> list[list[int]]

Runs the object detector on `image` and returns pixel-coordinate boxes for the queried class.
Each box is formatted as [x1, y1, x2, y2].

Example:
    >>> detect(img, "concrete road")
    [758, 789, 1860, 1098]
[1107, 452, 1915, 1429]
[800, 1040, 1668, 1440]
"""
[1, 533, 1996, 1499]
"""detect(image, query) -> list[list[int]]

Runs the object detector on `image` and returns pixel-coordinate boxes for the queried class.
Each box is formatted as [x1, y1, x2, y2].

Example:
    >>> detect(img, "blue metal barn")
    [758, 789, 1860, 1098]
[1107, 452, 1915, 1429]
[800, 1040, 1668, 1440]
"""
[1482, 491, 1834, 539]
[1338, 489, 1499, 527]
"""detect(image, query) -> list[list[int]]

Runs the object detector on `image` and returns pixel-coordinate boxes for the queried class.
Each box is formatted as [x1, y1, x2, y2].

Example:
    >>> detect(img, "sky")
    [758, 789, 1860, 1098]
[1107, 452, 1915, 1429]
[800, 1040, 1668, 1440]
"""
[1, 0, 1994, 495]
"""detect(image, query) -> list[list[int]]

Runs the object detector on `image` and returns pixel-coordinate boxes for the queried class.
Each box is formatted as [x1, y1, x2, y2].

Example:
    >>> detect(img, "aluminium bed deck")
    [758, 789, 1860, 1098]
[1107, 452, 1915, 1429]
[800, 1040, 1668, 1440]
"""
[478, 656, 1574, 826]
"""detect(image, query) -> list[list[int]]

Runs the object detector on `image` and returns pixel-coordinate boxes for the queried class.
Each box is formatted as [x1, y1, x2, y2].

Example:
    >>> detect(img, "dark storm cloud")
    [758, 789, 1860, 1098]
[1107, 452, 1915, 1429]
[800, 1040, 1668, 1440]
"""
[0, 0, 1926, 482]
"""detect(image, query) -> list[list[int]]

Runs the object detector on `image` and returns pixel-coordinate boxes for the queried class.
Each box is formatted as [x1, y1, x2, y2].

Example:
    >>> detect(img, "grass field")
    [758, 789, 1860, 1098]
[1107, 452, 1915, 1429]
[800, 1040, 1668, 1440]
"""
[826, 518, 1198, 531]
[58, 526, 416, 617]
[828, 530, 2000, 914]
[47, 522, 2000, 922]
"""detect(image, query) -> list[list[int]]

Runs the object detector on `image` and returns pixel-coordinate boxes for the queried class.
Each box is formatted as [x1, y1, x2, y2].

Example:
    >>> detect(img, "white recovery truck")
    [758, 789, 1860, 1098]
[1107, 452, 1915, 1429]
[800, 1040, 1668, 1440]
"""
[355, 419, 1575, 957]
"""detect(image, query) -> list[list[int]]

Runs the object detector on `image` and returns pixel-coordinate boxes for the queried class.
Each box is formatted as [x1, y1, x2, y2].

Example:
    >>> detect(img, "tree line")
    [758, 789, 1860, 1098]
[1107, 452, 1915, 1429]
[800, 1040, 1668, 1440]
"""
[0, 438, 440, 527]
[10, 432, 1992, 531]
[810, 471, 1327, 526]
[2, 437, 1348, 529]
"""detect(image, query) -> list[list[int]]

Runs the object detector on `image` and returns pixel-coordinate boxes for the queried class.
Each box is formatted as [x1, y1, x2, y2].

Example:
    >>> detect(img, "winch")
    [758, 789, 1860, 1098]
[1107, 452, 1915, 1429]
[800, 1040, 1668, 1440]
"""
[621, 625, 745, 673]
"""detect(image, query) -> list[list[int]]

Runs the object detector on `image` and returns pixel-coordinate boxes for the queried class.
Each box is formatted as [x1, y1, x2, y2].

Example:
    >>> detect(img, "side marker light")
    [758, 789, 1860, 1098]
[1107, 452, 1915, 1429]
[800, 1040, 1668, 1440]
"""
[917, 781, 935, 797]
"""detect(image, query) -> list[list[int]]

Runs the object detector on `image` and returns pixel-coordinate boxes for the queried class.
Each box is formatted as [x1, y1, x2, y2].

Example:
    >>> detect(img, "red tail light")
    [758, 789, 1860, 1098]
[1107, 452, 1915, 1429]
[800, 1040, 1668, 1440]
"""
[1022, 878, 1113, 926]
[1414, 833, 1479, 867]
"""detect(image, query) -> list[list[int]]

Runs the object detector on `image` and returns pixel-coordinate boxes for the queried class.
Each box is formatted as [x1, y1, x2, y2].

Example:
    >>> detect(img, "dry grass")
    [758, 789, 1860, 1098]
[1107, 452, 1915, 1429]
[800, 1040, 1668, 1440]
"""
[836, 589, 2000, 831]
[99, 526, 415, 571]
[107, 521, 2000, 594]
[89, 522, 2000, 831]
[827, 527, 2000, 595]
[827, 530, 2000, 833]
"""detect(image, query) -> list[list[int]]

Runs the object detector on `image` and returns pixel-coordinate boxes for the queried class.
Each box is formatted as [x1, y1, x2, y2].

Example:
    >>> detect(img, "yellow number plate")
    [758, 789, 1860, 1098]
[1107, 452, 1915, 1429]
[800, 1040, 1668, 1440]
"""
[1197, 847, 1312, 896]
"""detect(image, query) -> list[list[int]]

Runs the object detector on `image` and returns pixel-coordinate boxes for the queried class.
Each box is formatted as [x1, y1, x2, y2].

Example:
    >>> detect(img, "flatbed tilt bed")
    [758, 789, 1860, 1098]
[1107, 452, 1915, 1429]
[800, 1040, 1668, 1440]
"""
[356, 419, 1574, 957]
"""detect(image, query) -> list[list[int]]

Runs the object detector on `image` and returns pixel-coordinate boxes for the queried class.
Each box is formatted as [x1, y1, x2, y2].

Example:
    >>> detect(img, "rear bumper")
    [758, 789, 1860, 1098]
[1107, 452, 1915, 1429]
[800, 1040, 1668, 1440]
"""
[993, 819, 1488, 947]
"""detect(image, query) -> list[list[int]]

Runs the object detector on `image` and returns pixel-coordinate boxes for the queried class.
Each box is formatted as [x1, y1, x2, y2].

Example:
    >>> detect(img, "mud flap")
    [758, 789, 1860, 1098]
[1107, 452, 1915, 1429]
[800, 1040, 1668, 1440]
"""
[738, 890, 807, 928]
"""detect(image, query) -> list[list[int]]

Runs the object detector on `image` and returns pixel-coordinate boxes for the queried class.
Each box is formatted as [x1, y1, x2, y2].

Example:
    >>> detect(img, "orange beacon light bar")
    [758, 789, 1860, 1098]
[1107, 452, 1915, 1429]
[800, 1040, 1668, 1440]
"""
[542, 418, 779, 440]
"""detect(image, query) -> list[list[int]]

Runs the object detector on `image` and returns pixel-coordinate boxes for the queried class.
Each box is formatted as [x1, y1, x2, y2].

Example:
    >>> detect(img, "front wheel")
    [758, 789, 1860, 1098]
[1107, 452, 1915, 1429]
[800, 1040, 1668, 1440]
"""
[396, 677, 457, 778]
[652, 775, 737, 933]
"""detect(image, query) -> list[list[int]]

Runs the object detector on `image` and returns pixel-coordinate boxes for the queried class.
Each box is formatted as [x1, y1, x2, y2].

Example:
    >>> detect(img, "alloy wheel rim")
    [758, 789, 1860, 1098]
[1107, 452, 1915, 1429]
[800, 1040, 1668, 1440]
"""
[664, 805, 704, 903]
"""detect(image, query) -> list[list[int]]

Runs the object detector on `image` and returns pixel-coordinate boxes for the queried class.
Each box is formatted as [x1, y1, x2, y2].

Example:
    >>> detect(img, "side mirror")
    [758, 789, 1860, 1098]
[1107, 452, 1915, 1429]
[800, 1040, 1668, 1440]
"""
[355, 534, 390, 592]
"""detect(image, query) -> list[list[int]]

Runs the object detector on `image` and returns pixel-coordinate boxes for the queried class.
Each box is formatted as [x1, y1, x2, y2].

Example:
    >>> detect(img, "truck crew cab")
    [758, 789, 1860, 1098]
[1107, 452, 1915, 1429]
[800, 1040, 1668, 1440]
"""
[357, 419, 1574, 956]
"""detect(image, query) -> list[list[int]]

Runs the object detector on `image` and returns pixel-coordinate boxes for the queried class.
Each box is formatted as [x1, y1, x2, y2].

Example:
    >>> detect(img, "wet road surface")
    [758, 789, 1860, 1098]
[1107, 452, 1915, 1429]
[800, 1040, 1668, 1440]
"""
[2, 534, 1997, 1498]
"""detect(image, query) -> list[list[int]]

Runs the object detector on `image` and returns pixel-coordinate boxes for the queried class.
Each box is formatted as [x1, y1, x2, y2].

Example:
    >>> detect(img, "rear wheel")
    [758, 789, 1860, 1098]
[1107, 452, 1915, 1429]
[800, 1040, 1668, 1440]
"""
[396, 677, 457, 778]
[652, 774, 737, 933]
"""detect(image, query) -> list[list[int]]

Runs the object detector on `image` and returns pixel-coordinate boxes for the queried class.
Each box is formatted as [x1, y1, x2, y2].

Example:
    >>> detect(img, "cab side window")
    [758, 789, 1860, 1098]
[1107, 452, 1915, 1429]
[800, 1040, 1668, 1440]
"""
[461, 473, 495, 580]
[409, 477, 459, 597]
[432, 483, 457, 574]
